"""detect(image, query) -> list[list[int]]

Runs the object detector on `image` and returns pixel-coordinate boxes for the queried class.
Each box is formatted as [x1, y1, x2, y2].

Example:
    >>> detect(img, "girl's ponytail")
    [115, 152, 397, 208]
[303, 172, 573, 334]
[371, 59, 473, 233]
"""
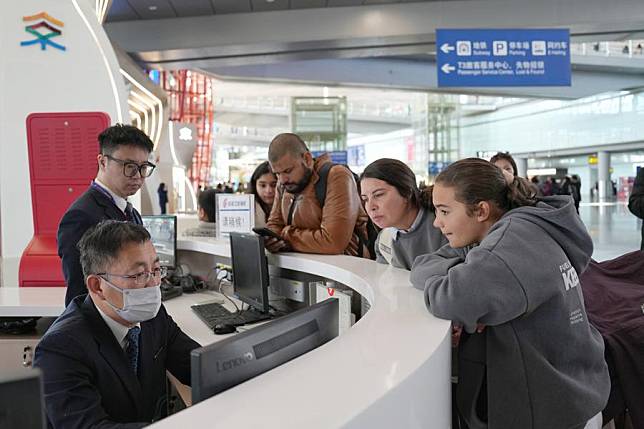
[419, 185, 435, 212]
[506, 176, 538, 210]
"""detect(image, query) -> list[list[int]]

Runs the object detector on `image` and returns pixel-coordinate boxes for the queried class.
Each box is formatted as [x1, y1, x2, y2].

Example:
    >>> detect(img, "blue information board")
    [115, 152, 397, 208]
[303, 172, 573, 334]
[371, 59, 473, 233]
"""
[436, 29, 570, 87]
[311, 150, 348, 165]
[428, 161, 450, 176]
[347, 145, 366, 167]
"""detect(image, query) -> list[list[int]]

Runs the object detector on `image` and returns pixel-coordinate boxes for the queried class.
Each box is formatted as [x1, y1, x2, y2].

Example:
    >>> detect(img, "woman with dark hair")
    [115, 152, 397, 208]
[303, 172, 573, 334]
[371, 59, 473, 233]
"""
[249, 161, 277, 228]
[490, 151, 518, 176]
[359, 158, 446, 270]
[410, 158, 609, 429]
[157, 182, 168, 214]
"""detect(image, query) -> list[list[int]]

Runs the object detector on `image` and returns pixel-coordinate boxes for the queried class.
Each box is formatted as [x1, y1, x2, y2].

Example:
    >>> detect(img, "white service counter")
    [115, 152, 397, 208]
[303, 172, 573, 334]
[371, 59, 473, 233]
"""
[0, 237, 452, 428]
[151, 237, 452, 429]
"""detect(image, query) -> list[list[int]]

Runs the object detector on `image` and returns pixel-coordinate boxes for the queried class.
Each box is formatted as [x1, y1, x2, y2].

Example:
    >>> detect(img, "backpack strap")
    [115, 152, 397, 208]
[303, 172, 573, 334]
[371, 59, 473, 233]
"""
[314, 162, 368, 258]
[315, 162, 334, 208]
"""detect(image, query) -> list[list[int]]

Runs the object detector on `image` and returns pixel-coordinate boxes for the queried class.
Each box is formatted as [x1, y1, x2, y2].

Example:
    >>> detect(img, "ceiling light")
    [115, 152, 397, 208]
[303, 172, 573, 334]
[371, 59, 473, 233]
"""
[266, 0, 275, 3]
[148, 5, 158, 11]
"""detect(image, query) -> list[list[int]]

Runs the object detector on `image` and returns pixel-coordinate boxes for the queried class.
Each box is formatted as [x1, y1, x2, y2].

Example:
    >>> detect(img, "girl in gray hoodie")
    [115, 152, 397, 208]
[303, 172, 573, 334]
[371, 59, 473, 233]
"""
[410, 158, 609, 429]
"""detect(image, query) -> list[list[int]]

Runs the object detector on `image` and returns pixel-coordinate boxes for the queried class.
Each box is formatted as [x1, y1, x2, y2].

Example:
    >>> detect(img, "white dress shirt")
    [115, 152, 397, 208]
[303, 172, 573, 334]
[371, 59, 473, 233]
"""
[95, 304, 140, 351]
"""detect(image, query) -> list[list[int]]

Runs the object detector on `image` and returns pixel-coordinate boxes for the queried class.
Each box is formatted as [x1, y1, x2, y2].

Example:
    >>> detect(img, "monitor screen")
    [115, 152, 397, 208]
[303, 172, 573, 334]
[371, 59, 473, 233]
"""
[229, 232, 269, 313]
[191, 298, 339, 403]
[142, 215, 177, 268]
[0, 370, 46, 429]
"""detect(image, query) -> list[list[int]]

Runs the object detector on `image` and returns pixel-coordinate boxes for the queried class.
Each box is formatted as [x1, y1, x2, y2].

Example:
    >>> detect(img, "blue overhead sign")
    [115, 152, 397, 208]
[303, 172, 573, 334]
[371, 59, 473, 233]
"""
[347, 145, 366, 167]
[312, 150, 348, 165]
[428, 161, 450, 176]
[436, 29, 571, 87]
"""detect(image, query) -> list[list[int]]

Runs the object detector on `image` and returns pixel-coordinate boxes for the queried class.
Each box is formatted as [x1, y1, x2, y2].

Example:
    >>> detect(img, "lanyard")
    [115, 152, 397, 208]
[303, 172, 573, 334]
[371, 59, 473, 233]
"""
[91, 181, 117, 205]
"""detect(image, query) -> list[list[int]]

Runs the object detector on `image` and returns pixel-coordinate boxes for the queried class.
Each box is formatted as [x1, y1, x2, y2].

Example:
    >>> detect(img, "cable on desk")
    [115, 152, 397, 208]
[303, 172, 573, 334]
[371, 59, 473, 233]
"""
[214, 268, 240, 314]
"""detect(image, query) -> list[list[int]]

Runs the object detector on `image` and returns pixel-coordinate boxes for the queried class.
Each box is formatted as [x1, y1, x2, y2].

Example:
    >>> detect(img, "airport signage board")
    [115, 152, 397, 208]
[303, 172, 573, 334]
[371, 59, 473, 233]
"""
[347, 145, 366, 167]
[436, 29, 571, 87]
[312, 150, 348, 165]
[428, 161, 450, 176]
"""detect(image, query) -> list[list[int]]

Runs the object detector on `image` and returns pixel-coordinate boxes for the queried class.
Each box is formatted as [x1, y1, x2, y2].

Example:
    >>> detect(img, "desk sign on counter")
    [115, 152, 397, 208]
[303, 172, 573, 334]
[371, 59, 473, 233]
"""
[436, 29, 571, 87]
[216, 194, 255, 239]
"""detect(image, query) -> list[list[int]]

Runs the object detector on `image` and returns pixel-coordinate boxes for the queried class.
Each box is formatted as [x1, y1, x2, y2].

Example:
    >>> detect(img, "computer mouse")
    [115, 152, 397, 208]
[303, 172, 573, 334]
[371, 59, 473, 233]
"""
[213, 324, 237, 335]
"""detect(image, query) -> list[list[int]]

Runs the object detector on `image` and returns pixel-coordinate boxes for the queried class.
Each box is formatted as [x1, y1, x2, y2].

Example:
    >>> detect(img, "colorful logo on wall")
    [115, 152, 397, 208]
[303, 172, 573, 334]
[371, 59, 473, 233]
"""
[20, 12, 66, 51]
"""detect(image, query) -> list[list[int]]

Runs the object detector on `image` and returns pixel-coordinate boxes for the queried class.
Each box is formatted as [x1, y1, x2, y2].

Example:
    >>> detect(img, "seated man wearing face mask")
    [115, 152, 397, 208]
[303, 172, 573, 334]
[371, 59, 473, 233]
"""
[34, 221, 200, 429]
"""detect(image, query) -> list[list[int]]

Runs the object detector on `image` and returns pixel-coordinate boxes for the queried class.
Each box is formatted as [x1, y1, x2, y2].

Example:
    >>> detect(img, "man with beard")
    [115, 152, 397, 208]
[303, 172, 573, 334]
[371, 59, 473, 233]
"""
[265, 133, 370, 257]
[58, 124, 156, 305]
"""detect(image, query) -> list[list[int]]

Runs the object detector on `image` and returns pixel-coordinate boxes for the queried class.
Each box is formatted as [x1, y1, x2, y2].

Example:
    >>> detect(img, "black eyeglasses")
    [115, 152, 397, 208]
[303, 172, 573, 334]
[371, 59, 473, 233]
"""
[104, 154, 156, 178]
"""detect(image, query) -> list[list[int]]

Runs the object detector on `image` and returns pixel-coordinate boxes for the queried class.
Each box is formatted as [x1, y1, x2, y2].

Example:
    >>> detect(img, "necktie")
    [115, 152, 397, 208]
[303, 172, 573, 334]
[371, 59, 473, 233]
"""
[125, 326, 140, 376]
[125, 202, 135, 222]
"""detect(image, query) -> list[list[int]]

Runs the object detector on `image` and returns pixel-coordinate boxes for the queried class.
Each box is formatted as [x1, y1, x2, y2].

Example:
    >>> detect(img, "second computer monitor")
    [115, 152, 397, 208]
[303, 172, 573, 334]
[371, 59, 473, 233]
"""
[191, 298, 339, 403]
[0, 370, 46, 429]
[229, 232, 269, 313]
[142, 215, 177, 269]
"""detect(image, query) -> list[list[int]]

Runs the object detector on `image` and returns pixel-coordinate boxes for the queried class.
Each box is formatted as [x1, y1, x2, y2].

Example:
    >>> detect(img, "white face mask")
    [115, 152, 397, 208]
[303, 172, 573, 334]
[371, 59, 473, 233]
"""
[102, 278, 162, 323]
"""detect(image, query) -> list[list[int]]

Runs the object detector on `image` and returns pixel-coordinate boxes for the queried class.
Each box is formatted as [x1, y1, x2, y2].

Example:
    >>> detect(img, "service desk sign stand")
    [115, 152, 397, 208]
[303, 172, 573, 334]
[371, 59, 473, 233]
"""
[436, 29, 571, 87]
[216, 194, 255, 239]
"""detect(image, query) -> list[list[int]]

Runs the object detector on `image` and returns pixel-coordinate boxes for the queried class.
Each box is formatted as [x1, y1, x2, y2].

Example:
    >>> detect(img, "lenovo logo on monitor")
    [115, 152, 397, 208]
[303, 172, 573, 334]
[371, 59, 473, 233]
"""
[216, 352, 254, 373]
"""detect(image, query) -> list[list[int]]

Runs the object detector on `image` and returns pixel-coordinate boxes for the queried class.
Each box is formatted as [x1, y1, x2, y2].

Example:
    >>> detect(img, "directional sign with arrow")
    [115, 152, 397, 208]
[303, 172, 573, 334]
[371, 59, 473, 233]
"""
[436, 29, 571, 87]
[440, 43, 454, 54]
[441, 63, 456, 74]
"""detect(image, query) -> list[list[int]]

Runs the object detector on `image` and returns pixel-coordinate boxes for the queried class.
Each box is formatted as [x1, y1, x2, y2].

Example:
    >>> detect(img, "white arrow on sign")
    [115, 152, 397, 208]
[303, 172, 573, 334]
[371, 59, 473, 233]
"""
[440, 43, 455, 54]
[441, 63, 456, 74]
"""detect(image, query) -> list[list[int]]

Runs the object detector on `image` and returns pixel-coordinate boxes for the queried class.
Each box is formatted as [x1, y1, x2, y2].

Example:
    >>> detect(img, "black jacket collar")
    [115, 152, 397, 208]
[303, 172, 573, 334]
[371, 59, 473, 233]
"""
[87, 187, 127, 221]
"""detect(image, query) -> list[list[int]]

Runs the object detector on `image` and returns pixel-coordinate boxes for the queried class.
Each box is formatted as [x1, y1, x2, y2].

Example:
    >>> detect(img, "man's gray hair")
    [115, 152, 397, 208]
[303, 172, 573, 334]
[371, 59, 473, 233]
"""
[268, 133, 309, 163]
[77, 220, 151, 278]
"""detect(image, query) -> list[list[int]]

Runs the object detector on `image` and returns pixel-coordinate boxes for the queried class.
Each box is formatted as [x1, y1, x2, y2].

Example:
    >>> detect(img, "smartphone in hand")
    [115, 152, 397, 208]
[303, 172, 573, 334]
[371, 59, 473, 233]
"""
[252, 227, 282, 240]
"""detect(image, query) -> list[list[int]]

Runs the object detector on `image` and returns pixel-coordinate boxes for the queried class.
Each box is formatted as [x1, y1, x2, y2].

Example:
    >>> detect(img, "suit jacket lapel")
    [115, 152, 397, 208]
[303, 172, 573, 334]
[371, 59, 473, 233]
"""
[80, 296, 144, 414]
[88, 188, 127, 221]
[138, 320, 162, 400]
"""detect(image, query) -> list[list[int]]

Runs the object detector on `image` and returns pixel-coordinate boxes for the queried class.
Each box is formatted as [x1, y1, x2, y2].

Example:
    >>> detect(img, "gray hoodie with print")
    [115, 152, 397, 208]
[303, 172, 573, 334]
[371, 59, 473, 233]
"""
[410, 196, 610, 429]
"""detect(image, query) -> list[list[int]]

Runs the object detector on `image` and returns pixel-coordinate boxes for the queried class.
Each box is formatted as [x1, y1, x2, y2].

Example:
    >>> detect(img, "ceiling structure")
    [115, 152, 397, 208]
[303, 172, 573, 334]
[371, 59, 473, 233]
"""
[105, 0, 644, 100]
[106, 0, 446, 21]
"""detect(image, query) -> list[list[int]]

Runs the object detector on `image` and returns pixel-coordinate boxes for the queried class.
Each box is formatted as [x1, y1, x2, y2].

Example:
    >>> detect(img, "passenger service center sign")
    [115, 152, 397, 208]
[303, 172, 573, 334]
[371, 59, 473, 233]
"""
[436, 29, 570, 87]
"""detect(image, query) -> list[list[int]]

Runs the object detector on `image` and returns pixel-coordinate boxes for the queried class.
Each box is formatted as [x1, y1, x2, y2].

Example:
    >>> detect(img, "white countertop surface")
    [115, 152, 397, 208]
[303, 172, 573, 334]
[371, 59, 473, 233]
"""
[0, 287, 65, 317]
[150, 237, 452, 429]
[0, 236, 452, 428]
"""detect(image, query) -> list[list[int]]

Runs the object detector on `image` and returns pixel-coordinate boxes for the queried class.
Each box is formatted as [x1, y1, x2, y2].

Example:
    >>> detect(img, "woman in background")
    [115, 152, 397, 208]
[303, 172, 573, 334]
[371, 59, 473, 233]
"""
[249, 161, 277, 228]
[157, 182, 168, 214]
[359, 158, 446, 270]
[490, 151, 518, 176]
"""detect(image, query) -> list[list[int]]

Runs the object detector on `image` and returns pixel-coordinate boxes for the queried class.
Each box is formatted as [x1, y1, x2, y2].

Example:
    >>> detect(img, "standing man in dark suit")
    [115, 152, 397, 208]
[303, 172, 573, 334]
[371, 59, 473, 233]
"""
[35, 221, 200, 428]
[58, 124, 156, 305]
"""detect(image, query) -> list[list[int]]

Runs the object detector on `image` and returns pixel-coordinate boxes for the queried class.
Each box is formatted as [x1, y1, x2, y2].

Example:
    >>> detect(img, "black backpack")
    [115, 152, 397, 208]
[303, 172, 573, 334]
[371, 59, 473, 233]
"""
[315, 162, 379, 260]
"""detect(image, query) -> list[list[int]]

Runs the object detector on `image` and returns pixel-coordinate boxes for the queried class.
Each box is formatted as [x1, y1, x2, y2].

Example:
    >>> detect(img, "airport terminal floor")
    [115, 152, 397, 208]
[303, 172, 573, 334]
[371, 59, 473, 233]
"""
[581, 203, 642, 261]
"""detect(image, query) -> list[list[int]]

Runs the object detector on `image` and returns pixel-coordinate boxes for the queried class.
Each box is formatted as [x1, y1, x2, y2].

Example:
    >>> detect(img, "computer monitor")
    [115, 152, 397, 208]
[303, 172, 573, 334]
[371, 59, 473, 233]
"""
[142, 215, 177, 268]
[191, 298, 339, 403]
[0, 370, 46, 429]
[229, 232, 269, 313]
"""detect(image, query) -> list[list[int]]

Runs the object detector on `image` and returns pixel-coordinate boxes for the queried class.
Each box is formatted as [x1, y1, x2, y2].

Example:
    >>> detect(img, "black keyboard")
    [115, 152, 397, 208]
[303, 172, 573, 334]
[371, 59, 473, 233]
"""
[191, 302, 272, 329]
